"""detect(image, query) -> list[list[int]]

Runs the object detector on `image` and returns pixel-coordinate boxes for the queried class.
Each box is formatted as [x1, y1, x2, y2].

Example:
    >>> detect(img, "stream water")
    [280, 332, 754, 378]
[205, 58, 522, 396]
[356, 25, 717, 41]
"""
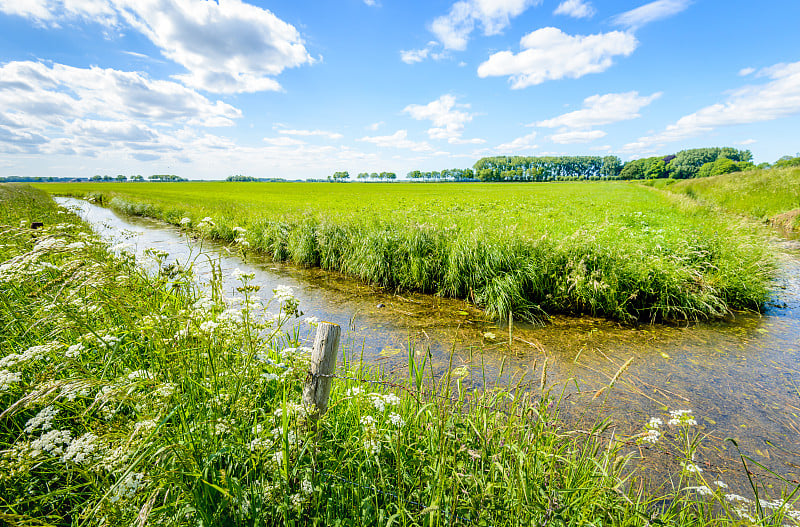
[58, 197, 800, 494]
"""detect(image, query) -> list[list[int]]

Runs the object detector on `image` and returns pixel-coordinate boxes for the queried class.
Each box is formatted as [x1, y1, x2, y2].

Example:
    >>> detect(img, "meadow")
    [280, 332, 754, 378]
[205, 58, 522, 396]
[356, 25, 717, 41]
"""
[36, 180, 775, 324]
[665, 166, 800, 230]
[4, 183, 798, 526]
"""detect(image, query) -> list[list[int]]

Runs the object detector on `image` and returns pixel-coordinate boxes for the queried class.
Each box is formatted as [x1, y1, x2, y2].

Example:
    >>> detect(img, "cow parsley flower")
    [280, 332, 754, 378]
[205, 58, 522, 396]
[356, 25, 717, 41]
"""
[31, 429, 72, 457]
[273, 285, 294, 302]
[0, 370, 22, 392]
[61, 433, 98, 465]
[668, 409, 697, 426]
[388, 413, 405, 428]
[24, 406, 59, 434]
[110, 472, 144, 503]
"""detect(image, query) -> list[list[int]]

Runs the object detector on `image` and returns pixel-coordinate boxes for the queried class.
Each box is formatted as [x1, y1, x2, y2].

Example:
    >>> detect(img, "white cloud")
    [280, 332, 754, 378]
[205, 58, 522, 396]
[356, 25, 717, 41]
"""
[495, 131, 538, 152]
[366, 121, 384, 131]
[0, 60, 240, 157]
[400, 48, 431, 64]
[358, 130, 432, 152]
[612, 0, 690, 30]
[549, 129, 606, 143]
[536, 91, 661, 129]
[0, 0, 315, 93]
[263, 136, 306, 147]
[739, 67, 755, 76]
[735, 138, 757, 145]
[625, 61, 800, 151]
[403, 94, 480, 143]
[430, 0, 540, 51]
[553, 0, 595, 18]
[364, 0, 377, 5]
[277, 129, 343, 140]
[477, 27, 637, 88]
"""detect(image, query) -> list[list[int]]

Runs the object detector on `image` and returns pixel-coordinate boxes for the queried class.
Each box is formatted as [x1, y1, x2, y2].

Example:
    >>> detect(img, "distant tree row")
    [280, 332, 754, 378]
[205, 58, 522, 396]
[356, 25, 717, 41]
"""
[226, 174, 259, 182]
[357, 172, 397, 180]
[471, 156, 621, 181]
[407, 168, 475, 181]
[471, 148, 755, 182]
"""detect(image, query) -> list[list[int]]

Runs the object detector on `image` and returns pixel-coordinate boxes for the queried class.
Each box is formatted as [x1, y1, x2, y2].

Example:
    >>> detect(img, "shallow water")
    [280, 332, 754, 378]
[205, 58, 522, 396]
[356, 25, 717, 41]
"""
[59, 197, 800, 493]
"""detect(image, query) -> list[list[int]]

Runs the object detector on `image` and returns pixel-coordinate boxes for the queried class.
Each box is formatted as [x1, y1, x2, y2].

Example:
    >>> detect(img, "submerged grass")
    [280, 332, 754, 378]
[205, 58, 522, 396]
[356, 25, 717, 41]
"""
[35, 181, 775, 324]
[1, 184, 798, 525]
[666, 166, 800, 229]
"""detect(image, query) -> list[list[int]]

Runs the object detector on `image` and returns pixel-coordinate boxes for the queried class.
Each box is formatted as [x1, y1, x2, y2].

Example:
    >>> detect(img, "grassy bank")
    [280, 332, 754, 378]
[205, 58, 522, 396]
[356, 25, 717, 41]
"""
[3, 184, 799, 525]
[666, 167, 800, 230]
[35, 181, 774, 324]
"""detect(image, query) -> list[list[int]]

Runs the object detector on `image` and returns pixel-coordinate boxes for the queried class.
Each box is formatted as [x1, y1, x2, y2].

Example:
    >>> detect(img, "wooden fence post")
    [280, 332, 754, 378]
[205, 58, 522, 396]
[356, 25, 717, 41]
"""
[302, 322, 341, 419]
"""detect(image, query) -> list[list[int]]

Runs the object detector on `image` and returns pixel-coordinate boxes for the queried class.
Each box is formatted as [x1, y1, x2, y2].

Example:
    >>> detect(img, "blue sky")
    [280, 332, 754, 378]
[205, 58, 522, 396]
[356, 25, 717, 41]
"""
[1, 0, 799, 180]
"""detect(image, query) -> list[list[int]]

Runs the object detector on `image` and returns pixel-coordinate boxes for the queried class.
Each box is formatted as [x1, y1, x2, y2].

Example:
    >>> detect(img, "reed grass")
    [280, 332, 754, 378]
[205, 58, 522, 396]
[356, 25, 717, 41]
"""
[1, 184, 797, 526]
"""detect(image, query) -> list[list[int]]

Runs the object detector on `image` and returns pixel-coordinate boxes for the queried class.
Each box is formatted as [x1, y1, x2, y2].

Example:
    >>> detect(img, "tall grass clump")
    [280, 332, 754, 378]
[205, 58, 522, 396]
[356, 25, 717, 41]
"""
[1, 184, 798, 525]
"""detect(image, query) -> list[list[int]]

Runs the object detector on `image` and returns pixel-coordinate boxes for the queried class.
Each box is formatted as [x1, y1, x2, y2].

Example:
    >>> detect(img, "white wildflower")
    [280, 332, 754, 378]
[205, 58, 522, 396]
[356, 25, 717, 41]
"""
[345, 387, 363, 397]
[363, 438, 381, 455]
[31, 429, 72, 457]
[642, 429, 661, 444]
[199, 320, 219, 334]
[65, 343, 85, 358]
[61, 433, 98, 465]
[110, 472, 144, 503]
[388, 413, 405, 428]
[668, 409, 697, 426]
[179, 217, 191, 226]
[24, 406, 59, 434]
[648, 417, 663, 428]
[0, 370, 22, 392]
[683, 462, 703, 474]
[692, 485, 712, 496]
[304, 316, 319, 325]
[714, 480, 729, 489]
[360, 415, 376, 427]
[273, 285, 294, 302]
[301, 479, 313, 495]
[725, 493, 753, 503]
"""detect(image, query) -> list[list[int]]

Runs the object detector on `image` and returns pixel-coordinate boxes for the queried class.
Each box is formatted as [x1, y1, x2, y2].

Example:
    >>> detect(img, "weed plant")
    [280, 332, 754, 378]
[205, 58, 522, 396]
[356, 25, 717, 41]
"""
[35, 181, 775, 324]
[3, 184, 796, 525]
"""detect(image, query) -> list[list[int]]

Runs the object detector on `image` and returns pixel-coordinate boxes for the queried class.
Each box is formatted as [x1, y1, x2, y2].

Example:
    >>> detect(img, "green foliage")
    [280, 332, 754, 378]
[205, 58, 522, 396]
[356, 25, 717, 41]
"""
[774, 155, 800, 168]
[330, 171, 350, 182]
[148, 174, 186, 182]
[226, 174, 259, 182]
[668, 147, 752, 179]
[473, 155, 617, 181]
[34, 181, 775, 323]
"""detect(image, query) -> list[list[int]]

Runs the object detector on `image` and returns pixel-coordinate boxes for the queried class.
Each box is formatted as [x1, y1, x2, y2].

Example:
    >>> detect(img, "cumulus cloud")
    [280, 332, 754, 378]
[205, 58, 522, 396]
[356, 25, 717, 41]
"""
[536, 91, 661, 129]
[553, 0, 595, 18]
[429, 0, 541, 51]
[0, 0, 315, 93]
[612, 0, 690, 30]
[495, 131, 538, 152]
[400, 42, 448, 64]
[549, 129, 607, 144]
[277, 129, 343, 140]
[0, 60, 240, 157]
[739, 67, 755, 76]
[357, 130, 432, 152]
[477, 27, 637, 88]
[403, 94, 482, 143]
[624, 61, 800, 151]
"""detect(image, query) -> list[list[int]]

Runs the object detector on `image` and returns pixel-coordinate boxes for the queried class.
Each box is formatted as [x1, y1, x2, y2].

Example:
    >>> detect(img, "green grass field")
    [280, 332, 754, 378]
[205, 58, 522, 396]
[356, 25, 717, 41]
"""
[666, 167, 800, 229]
[35, 180, 774, 323]
[4, 183, 796, 526]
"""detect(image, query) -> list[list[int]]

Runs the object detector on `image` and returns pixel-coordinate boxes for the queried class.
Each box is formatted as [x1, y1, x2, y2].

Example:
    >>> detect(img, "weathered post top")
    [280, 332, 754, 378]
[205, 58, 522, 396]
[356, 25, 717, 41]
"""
[302, 322, 341, 419]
